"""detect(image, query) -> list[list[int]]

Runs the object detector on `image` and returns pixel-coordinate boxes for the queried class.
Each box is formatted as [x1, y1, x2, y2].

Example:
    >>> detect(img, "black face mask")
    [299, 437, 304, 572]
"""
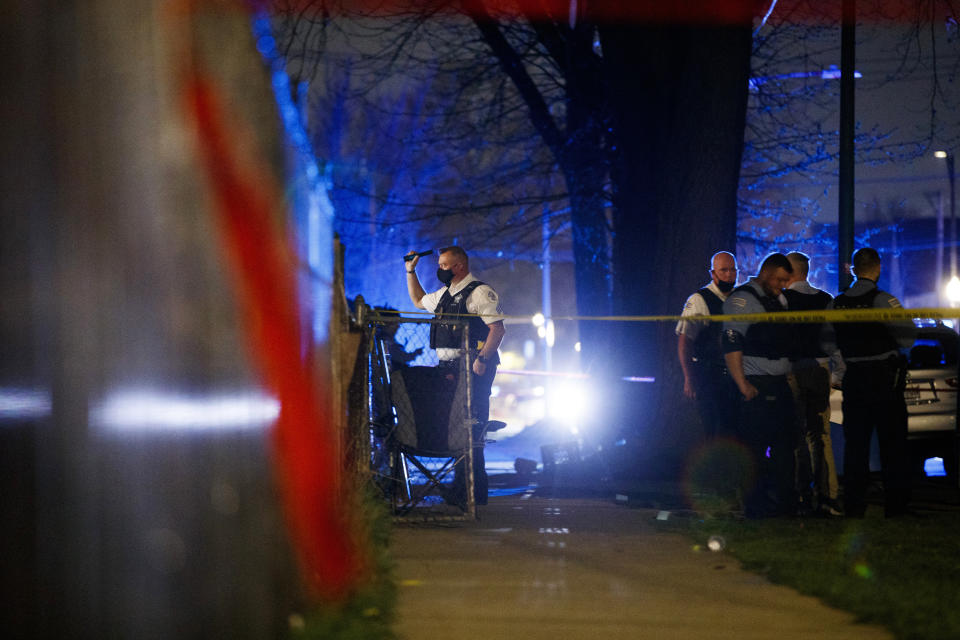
[437, 267, 454, 286]
[716, 279, 735, 293]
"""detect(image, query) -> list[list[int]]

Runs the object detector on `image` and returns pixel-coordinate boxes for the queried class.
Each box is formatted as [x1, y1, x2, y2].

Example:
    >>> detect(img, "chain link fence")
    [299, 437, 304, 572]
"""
[362, 307, 477, 519]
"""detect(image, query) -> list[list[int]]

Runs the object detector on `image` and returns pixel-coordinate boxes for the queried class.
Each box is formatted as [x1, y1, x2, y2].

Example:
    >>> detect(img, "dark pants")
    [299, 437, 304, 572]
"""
[446, 359, 497, 505]
[841, 359, 910, 517]
[788, 364, 839, 509]
[692, 362, 740, 440]
[739, 374, 796, 517]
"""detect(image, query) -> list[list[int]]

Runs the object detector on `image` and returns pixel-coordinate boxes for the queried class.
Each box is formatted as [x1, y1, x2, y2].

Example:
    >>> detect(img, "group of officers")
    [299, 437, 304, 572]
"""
[403, 244, 916, 518]
[677, 248, 915, 518]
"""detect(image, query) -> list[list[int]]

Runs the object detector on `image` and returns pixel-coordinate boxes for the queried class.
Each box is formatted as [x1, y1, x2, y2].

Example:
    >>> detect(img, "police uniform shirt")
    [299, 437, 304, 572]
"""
[675, 281, 730, 341]
[722, 277, 791, 377]
[420, 273, 503, 361]
[826, 278, 914, 362]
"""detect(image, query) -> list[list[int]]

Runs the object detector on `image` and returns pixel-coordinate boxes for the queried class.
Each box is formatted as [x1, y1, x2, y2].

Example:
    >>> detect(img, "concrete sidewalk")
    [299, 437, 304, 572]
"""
[391, 492, 891, 639]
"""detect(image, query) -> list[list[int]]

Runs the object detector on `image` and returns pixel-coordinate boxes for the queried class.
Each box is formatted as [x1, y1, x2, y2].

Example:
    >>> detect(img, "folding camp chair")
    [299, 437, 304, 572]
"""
[388, 365, 476, 519]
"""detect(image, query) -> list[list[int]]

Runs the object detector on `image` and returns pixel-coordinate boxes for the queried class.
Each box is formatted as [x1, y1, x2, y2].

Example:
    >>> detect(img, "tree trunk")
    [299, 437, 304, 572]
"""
[561, 25, 612, 367]
[600, 22, 752, 477]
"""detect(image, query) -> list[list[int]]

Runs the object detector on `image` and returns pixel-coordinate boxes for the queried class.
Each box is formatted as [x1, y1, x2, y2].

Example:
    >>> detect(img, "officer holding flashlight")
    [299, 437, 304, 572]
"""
[406, 246, 505, 505]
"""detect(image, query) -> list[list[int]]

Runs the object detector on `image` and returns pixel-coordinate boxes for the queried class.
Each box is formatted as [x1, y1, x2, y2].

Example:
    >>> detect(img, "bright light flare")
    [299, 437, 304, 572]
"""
[0, 387, 52, 421]
[531, 312, 545, 327]
[91, 389, 280, 433]
[935, 150, 949, 159]
[946, 275, 960, 306]
[547, 382, 593, 427]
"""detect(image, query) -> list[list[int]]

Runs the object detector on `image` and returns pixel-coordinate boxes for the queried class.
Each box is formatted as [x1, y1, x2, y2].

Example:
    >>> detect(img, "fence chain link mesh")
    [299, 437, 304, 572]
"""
[365, 310, 475, 519]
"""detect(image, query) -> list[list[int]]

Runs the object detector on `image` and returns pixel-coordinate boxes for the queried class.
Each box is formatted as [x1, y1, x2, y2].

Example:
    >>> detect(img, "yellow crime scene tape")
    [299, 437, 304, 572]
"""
[368, 306, 960, 324]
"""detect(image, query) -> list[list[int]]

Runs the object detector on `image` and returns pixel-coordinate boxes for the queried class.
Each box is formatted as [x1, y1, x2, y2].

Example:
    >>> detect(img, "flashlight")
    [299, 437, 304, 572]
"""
[403, 250, 433, 262]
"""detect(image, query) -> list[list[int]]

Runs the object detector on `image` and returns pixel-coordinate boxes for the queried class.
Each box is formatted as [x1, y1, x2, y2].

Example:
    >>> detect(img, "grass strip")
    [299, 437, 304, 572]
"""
[658, 510, 960, 640]
[290, 486, 397, 639]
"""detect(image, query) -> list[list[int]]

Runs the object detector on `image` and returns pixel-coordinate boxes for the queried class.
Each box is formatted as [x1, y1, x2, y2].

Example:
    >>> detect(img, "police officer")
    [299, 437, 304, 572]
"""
[676, 251, 740, 440]
[406, 246, 505, 505]
[783, 252, 842, 517]
[829, 247, 914, 518]
[723, 253, 796, 518]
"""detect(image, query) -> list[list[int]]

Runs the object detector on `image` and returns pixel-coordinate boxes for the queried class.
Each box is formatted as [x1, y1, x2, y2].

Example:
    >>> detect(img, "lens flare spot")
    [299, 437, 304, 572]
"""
[288, 614, 306, 630]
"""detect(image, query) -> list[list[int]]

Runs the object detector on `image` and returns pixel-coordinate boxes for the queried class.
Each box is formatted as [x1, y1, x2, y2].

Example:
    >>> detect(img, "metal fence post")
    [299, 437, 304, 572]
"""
[464, 322, 476, 519]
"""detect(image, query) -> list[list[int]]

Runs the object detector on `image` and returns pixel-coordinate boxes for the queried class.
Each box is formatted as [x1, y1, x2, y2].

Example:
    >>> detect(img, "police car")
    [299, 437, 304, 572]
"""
[829, 320, 959, 477]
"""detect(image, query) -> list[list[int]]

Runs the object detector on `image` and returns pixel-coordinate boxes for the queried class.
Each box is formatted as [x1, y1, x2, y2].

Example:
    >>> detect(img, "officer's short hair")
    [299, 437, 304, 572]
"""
[711, 251, 736, 268]
[439, 246, 469, 267]
[759, 252, 793, 274]
[852, 247, 881, 272]
[786, 252, 810, 277]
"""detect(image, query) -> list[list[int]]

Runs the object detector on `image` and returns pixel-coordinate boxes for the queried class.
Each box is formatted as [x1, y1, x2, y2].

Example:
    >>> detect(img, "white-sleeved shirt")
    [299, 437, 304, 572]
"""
[675, 281, 730, 342]
[420, 273, 503, 361]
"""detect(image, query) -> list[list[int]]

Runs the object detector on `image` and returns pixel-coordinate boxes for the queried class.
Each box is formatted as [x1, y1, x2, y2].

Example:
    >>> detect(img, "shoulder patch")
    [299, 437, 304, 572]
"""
[487, 290, 497, 302]
[730, 296, 747, 309]
[886, 296, 902, 308]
